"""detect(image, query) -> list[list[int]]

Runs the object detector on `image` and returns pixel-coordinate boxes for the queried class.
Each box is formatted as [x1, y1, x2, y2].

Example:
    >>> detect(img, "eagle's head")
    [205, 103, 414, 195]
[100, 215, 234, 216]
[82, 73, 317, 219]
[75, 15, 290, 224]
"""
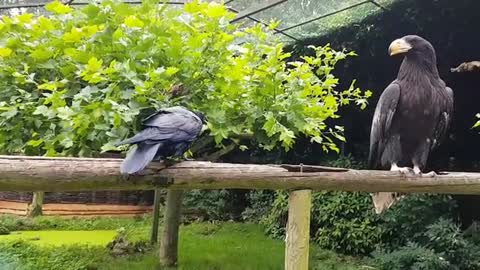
[388, 35, 435, 58]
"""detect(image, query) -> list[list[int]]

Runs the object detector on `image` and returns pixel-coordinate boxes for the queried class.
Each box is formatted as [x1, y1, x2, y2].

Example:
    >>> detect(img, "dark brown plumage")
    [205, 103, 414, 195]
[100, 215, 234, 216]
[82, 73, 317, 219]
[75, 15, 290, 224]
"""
[368, 35, 454, 213]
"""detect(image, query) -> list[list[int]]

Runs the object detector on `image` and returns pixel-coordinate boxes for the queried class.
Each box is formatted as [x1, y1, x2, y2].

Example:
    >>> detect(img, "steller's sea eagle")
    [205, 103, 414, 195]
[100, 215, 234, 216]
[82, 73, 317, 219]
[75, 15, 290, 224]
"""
[368, 35, 454, 214]
[116, 106, 206, 174]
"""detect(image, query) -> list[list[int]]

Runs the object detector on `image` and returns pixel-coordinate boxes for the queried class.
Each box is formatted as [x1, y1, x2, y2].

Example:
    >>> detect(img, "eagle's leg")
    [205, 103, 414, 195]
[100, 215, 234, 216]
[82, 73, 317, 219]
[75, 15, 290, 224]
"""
[391, 163, 414, 174]
[413, 164, 437, 178]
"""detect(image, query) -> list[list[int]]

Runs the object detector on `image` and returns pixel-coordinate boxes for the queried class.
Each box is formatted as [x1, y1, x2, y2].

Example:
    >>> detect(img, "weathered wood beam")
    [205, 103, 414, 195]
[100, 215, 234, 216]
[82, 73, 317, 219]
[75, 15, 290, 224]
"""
[2, 155, 480, 194]
[26, 191, 44, 217]
[159, 190, 183, 267]
[285, 190, 311, 270]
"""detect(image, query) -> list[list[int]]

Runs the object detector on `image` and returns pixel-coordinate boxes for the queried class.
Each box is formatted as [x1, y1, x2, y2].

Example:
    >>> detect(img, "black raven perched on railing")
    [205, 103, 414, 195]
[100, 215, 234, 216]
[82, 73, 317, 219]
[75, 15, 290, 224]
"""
[116, 106, 206, 174]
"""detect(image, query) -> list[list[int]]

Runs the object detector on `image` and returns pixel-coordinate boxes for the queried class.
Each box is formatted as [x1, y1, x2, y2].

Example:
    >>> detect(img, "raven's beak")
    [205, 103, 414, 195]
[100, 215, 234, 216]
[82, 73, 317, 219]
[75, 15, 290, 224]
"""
[388, 38, 412, 56]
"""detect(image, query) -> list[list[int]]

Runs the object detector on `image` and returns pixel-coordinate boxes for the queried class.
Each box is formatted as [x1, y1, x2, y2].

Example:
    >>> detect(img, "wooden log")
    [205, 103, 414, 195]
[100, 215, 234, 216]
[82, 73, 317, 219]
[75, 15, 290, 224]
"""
[150, 188, 162, 244]
[159, 190, 184, 267]
[26, 191, 44, 217]
[285, 190, 312, 270]
[2, 156, 480, 194]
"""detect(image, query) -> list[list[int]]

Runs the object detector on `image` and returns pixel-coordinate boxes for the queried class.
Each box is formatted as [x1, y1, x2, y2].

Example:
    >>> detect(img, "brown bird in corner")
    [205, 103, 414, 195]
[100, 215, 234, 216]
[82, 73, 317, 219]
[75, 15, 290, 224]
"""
[368, 35, 454, 214]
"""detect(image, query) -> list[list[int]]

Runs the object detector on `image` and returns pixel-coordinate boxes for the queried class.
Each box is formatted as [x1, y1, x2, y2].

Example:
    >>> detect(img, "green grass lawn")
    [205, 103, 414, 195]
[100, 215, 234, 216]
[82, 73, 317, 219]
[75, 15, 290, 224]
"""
[0, 230, 117, 246]
[0, 215, 368, 270]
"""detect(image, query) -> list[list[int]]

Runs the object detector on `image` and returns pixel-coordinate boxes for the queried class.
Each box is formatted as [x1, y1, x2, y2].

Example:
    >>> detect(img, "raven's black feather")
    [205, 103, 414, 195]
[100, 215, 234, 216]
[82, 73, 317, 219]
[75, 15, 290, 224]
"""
[117, 106, 204, 174]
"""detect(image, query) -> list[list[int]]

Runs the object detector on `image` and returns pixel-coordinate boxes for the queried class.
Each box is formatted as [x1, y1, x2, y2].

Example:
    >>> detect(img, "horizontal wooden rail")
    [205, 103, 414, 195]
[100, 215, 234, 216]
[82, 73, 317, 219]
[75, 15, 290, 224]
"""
[1, 155, 480, 193]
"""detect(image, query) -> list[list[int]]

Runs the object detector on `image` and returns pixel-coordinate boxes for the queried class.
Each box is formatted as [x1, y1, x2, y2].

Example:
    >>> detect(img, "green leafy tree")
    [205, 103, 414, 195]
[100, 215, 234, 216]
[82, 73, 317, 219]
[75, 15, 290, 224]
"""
[0, 0, 370, 157]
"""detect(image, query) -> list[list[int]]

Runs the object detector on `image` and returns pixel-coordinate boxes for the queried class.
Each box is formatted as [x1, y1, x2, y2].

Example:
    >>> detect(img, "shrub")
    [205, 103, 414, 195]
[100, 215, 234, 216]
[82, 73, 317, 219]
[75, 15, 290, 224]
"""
[373, 218, 480, 270]
[261, 154, 381, 255]
[379, 194, 458, 249]
[182, 190, 231, 221]
[261, 190, 381, 255]
[372, 243, 451, 270]
[312, 191, 382, 255]
[261, 191, 289, 240]
[0, 225, 10, 235]
[241, 190, 276, 222]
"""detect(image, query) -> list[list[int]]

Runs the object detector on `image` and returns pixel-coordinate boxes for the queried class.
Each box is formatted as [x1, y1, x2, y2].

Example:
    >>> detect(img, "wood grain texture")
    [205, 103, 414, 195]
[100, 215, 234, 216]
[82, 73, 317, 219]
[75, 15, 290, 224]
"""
[2, 155, 480, 193]
[159, 190, 183, 267]
[285, 190, 311, 270]
[26, 191, 44, 217]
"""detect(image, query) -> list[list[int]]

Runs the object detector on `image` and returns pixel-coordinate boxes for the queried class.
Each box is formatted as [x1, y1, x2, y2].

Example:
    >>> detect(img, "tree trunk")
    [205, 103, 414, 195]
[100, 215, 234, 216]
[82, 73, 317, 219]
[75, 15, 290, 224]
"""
[26, 191, 44, 217]
[159, 190, 184, 267]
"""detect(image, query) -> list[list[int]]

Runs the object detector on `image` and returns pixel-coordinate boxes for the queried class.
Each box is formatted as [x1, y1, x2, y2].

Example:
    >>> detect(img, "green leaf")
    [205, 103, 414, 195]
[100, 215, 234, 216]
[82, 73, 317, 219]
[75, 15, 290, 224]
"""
[27, 139, 44, 147]
[16, 13, 33, 24]
[31, 48, 53, 61]
[1, 107, 17, 120]
[86, 57, 103, 72]
[57, 106, 74, 120]
[45, 1, 73, 14]
[124, 15, 144, 28]
[473, 114, 480, 129]
[165, 67, 179, 76]
[0, 47, 12, 57]
[63, 27, 83, 43]
[205, 3, 228, 18]
[38, 81, 63, 91]
[33, 105, 56, 118]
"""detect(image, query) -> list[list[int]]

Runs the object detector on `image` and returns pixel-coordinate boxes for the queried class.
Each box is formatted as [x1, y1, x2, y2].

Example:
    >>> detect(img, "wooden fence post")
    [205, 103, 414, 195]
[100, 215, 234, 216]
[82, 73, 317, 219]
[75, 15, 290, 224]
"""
[159, 190, 184, 267]
[150, 188, 162, 244]
[26, 191, 44, 217]
[285, 189, 312, 270]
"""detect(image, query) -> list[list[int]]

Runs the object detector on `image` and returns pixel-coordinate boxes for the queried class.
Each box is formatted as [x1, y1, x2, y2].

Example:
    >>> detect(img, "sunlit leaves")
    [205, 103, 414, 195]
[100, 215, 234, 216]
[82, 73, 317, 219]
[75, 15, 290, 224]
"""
[0, 47, 12, 57]
[63, 27, 83, 43]
[124, 15, 144, 28]
[80, 57, 105, 84]
[205, 3, 228, 18]
[31, 48, 54, 61]
[0, 0, 370, 157]
[45, 1, 73, 15]
[474, 114, 480, 129]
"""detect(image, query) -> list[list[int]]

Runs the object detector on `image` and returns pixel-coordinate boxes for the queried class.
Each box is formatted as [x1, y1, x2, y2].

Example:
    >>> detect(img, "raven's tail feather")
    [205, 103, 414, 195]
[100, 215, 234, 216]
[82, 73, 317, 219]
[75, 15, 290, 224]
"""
[120, 143, 162, 174]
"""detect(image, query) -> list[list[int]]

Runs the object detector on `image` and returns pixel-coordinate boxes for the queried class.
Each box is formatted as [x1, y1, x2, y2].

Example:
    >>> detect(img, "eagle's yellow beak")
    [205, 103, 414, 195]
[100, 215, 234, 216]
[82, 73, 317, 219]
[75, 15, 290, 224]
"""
[388, 38, 412, 56]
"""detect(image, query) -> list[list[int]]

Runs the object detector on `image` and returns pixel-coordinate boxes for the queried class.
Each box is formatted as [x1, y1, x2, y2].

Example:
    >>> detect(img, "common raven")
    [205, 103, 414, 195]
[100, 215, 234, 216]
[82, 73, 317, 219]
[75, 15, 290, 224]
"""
[116, 106, 206, 174]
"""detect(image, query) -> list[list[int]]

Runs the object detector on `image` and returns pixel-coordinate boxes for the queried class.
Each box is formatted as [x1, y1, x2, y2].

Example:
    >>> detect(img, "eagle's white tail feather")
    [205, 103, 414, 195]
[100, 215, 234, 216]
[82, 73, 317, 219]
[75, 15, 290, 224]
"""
[371, 192, 402, 214]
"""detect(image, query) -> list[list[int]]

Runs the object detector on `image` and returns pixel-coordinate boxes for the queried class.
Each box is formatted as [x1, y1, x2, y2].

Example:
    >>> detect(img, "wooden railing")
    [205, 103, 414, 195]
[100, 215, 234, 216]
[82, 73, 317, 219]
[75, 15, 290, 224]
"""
[2, 155, 480, 270]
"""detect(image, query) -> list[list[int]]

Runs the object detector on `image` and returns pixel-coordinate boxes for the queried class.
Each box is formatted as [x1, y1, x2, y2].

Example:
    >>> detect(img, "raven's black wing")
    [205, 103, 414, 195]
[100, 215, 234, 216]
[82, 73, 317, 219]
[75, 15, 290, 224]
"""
[368, 82, 401, 169]
[117, 107, 203, 146]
